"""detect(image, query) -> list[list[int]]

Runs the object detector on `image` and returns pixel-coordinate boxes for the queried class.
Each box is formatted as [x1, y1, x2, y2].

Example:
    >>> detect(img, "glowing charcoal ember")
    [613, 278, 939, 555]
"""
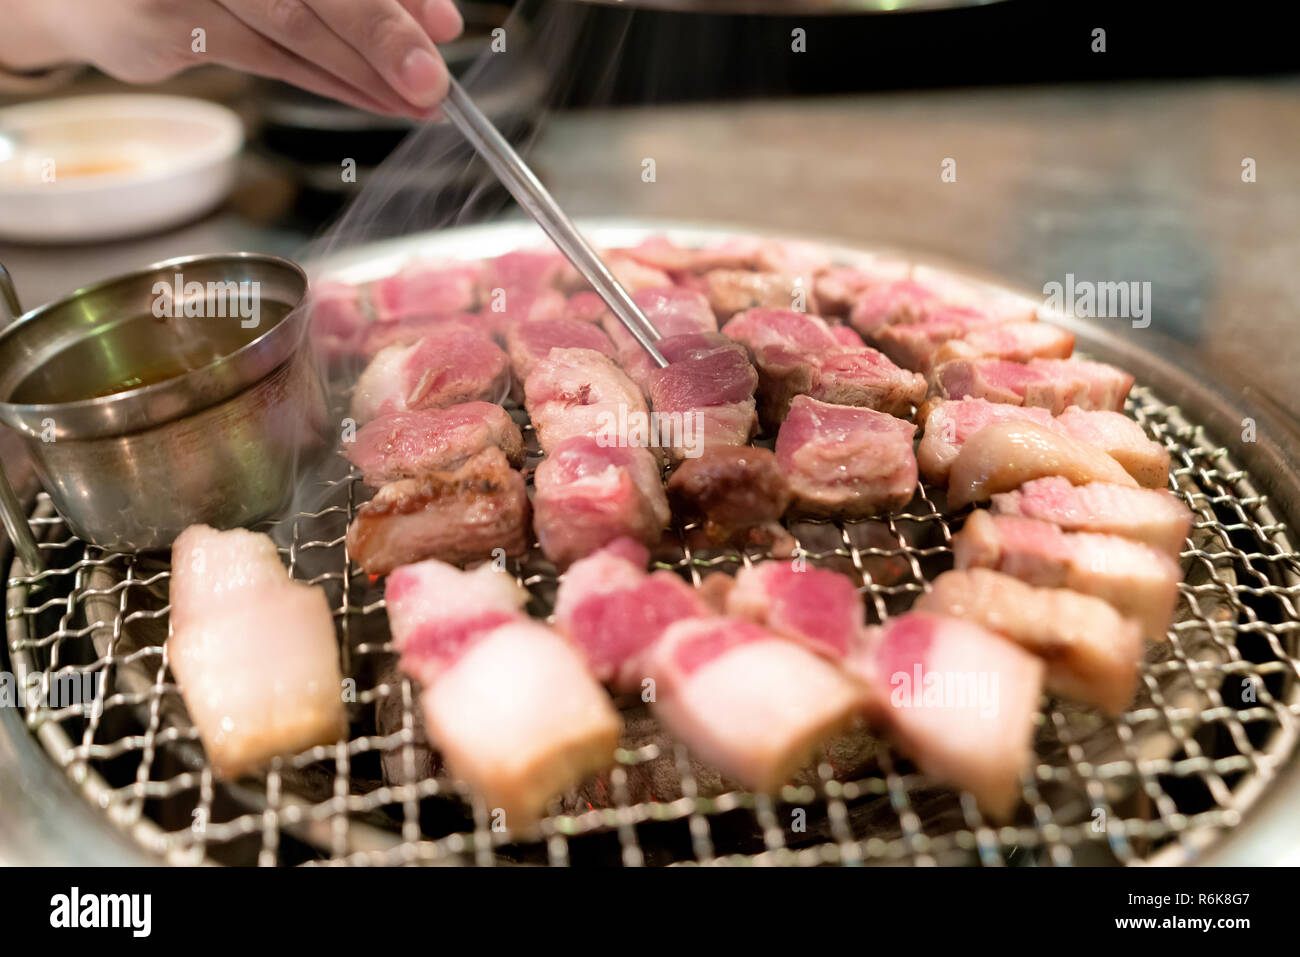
[932, 357, 1133, 413]
[645, 617, 863, 792]
[504, 317, 617, 386]
[953, 510, 1179, 642]
[776, 395, 918, 517]
[168, 525, 345, 778]
[371, 260, 480, 321]
[917, 398, 1059, 484]
[991, 477, 1190, 557]
[345, 447, 530, 575]
[666, 446, 792, 546]
[916, 569, 1143, 716]
[946, 420, 1137, 508]
[929, 321, 1075, 368]
[350, 327, 509, 424]
[1054, 407, 1169, 488]
[343, 402, 524, 486]
[845, 611, 1044, 820]
[726, 562, 866, 660]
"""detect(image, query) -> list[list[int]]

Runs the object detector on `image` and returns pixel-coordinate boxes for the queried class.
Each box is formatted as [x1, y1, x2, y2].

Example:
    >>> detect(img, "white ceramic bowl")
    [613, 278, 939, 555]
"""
[0, 95, 244, 243]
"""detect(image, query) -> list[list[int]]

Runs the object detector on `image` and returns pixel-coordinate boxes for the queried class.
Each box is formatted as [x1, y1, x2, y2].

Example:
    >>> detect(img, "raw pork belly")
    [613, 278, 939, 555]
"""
[306, 281, 368, 362]
[991, 477, 1191, 557]
[647, 346, 759, 459]
[776, 395, 918, 517]
[931, 357, 1133, 413]
[845, 611, 1044, 820]
[371, 260, 481, 321]
[946, 420, 1137, 508]
[356, 312, 483, 360]
[385, 560, 620, 826]
[848, 278, 947, 334]
[346, 447, 530, 575]
[916, 569, 1143, 716]
[917, 398, 1058, 484]
[600, 286, 718, 362]
[504, 317, 617, 385]
[645, 617, 863, 792]
[869, 306, 999, 372]
[532, 435, 669, 568]
[523, 347, 649, 455]
[621, 330, 748, 394]
[726, 562, 866, 659]
[814, 259, 911, 317]
[721, 308, 926, 425]
[553, 539, 708, 691]
[666, 446, 792, 546]
[928, 321, 1075, 368]
[343, 402, 524, 486]
[953, 510, 1179, 642]
[169, 525, 344, 777]
[350, 327, 509, 423]
[704, 270, 816, 319]
[1055, 407, 1170, 488]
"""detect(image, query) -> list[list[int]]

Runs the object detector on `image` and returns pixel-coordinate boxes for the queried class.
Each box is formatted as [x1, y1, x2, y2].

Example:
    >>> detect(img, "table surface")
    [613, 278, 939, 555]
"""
[3, 76, 1298, 413]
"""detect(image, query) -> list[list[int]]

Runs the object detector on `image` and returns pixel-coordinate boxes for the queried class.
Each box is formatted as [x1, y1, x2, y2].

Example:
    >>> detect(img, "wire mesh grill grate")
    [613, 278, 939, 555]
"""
[6, 382, 1300, 866]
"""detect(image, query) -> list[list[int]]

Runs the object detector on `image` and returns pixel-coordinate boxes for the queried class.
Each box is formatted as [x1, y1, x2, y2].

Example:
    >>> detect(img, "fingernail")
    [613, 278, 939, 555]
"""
[427, 0, 464, 35]
[400, 48, 445, 107]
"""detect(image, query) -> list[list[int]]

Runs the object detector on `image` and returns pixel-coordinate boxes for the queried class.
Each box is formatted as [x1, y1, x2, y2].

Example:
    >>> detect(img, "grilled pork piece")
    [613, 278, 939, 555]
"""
[523, 347, 649, 455]
[704, 270, 815, 319]
[916, 569, 1143, 716]
[563, 291, 608, 324]
[556, 252, 673, 297]
[947, 420, 1137, 508]
[504, 317, 617, 386]
[726, 562, 866, 659]
[619, 235, 763, 274]
[346, 447, 530, 575]
[848, 278, 945, 334]
[356, 312, 484, 360]
[991, 477, 1191, 557]
[814, 260, 911, 318]
[721, 308, 927, 425]
[845, 611, 1044, 820]
[1054, 407, 1170, 487]
[647, 346, 759, 460]
[917, 398, 1059, 484]
[931, 357, 1133, 413]
[776, 395, 918, 517]
[343, 402, 524, 486]
[600, 286, 718, 361]
[532, 436, 670, 568]
[350, 327, 509, 424]
[929, 321, 1075, 368]
[666, 446, 792, 546]
[372, 260, 481, 321]
[168, 525, 345, 778]
[307, 280, 368, 362]
[479, 248, 564, 297]
[868, 306, 998, 372]
[553, 539, 709, 691]
[646, 617, 864, 792]
[621, 330, 749, 395]
[385, 560, 619, 827]
[953, 510, 1179, 641]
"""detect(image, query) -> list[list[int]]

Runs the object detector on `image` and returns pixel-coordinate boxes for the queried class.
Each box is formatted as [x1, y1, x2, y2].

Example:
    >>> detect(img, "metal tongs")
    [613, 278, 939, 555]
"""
[441, 79, 668, 369]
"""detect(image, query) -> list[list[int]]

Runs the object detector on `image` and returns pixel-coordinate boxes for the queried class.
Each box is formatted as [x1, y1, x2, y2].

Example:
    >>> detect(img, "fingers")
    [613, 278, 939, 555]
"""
[400, 0, 465, 45]
[304, 0, 450, 109]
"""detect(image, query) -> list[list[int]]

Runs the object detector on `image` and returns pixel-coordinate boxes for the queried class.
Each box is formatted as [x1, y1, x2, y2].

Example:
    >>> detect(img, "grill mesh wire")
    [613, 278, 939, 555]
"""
[6, 381, 1300, 866]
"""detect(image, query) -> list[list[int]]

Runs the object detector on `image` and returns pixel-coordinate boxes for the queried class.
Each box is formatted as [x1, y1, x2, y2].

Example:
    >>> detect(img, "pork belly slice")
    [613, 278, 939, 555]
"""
[556, 252, 674, 296]
[563, 291, 608, 324]
[666, 446, 792, 546]
[306, 281, 368, 362]
[647, 347, 758, 459]
[646, 617, 864, 792]
[479, 248, 565, 297]
[481, 287, 567, 338]
[554, 540, 709, 691]
[909, 266, 1042, 323]
[533, 436, 669, 568]
[726, 562, 865, 659]
[848, 278, 947, 334]
[845, 611, 1044, 820]
[916, 569, 1142, 716]
[356, 312, 485, 360]
[504, 316, 617, 386]
[620, 235, 766, 275]
[932, 357, 1133, 413]
[917, 398, 1059, 484]
[953, 510, 1179, 642]
[372, 260, 480, 321]
[350, 327, 509, 424]
[343, 402, 524, 486]
[705, 269, 818, 320]
[600, 285, 718, 360]
[869, 305, 1000, 372]
[814, 259, 912, 317]
[947, 420, 1137, 508]
[929, 321, 1075, 368]
[346, 447, 530, 575]
[169, 525, 344, 778]
[776, 395, 918, 517]
[1055, 407, 1170, 488]
[421, 619, 621, 826]
[523, 347, 649, 455]
[991, 477, 1190, 557]
[621, 330, 748, 394]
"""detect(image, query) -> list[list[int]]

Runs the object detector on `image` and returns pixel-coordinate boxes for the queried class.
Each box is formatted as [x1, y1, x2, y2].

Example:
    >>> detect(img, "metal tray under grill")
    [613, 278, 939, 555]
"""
[4, 220, 1300, 866]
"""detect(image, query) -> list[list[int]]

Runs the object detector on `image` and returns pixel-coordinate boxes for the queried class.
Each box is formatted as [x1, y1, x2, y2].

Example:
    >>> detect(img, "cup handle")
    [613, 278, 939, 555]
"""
[0, 262, 42, 574]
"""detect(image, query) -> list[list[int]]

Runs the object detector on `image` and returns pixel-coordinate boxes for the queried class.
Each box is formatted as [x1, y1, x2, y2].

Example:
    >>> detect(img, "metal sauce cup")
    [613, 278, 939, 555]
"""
[0, 253, 330, 559]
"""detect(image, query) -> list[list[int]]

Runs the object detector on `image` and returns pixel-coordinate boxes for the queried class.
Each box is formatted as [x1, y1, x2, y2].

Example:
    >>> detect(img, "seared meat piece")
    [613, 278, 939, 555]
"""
[947, 420, 1137, 508]
[647, 346, 759, 460]
[346, 447, 530, 575]
[645, 617, 863, 792]
[705, 269, 815, 319]
[929, 321, 1075, 368]
[916, 569, 1143, 716]
[845, 611, 1044, 820]
[869, 306, 999, 372]
[932, 357, 1133, 413]
[776, 395, 918, 517]
[814, 259, 911, 317]
[479, 248, 565, 297]
[556, 251, 674, 296]
[532, 436, 669, 568]
[619, 235, 762, 274]
[621, 330, 747, 395]
[953, 510, 1179, 642]
[600, 286, 718, 362]
[372, 260, 481, 321]
[917, 398, 1058, 484]
[356, 312, 484, 360]
[666, 446, 792, 546]
[848, 278, 947, 334]
[169, 525, 345, 778]
[1055, 407, 1169, 488]
[504, 317, 617, 386]
[523, 347, 649, 455]
[726, 561, 866, 659]
[307, 280, 368, 363]
[991, 477, 1191, 557]
[350, 327, 509, 424]
[343, 402, 524, 486]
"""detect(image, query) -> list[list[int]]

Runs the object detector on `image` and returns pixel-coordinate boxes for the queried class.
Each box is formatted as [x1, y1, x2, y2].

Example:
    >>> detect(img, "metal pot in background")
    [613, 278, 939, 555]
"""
[0, 254, 330, 560]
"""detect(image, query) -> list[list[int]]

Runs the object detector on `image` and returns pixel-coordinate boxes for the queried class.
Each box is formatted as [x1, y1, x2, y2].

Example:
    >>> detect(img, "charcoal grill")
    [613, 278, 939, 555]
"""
[3, 220, 1299, 866]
